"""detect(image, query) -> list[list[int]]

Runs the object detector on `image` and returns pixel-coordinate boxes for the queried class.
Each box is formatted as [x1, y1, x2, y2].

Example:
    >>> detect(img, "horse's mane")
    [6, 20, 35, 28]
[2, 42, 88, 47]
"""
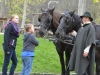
[52, 11, 62, 27]
[53, 11, 62, 19]
[91, 21, 100, 26]
[72, 13, 81, 32]
[38, 14, 42, 22]
[91, 21, 100, 31]
[50, 11, 62, 33]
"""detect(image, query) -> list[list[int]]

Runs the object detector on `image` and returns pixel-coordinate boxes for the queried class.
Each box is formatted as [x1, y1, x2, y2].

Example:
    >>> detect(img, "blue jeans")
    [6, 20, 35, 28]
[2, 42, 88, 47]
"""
[21, 56, 34, 75]
[2, 47, 18, 75]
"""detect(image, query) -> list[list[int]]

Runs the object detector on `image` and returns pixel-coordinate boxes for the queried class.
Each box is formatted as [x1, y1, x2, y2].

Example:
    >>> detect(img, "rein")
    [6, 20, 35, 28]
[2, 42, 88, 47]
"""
[55, 14, 76, 45]
[44, 33, 74, 45]
[40, 11, 74, 45]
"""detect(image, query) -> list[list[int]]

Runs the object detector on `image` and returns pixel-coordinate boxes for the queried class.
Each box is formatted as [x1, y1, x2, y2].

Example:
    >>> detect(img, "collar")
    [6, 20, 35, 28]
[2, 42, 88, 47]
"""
[81, 21, 91, 27]
[83, 21, 91, 24]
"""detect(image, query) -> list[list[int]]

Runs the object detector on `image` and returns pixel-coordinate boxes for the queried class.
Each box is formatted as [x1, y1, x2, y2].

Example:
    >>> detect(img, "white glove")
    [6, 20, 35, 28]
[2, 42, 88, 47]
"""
[70, 30, 77, 37]
[84, 44, 91, 53]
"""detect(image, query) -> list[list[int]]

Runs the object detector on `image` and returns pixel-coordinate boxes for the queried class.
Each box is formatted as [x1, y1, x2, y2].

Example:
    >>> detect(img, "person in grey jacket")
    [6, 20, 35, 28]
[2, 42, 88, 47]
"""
[69, 12, 95, 75]
[21, 23, 39, 75]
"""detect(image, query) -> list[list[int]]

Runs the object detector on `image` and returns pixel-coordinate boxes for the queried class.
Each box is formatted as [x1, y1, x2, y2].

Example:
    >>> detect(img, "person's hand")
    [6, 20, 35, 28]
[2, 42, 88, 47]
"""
[83, 51, 88, 57]
[6, 52, 10, 54]
[70, 30, 77, 37]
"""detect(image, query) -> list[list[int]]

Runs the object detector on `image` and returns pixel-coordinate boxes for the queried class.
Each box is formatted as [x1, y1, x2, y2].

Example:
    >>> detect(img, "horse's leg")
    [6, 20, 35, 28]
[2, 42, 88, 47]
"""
[95, 46, 100, 75]
[54, 42, 65, 75]
[95, 61, 100, 75]
[57, 51, 65, 75]
[95, 56, 100, 75]
[65, 47, 72, 75]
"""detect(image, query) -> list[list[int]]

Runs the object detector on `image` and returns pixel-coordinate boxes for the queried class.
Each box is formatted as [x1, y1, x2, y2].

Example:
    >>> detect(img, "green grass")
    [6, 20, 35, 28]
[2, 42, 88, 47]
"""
[0, 34, 61, 74]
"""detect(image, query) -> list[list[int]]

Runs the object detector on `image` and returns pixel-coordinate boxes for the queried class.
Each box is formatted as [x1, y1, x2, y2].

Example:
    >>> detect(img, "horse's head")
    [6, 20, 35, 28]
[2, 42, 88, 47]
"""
[38, 7, 55, 37]
[55, 10, 81, 38]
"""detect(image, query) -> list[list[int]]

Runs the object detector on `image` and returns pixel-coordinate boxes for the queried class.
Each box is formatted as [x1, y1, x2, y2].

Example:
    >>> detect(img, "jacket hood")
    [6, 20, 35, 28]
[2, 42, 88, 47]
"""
[24, 33, 31, 41]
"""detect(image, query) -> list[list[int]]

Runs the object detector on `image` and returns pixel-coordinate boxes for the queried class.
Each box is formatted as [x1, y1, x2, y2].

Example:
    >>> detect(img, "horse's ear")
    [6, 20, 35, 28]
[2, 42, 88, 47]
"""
[66, 9, 69, 11]
[70, 10, 75, 16]
[48, 7, 55, 14]
[52, 7, 55, 11]
[41, 7, 44, 12]
[64, 9, 69, 15]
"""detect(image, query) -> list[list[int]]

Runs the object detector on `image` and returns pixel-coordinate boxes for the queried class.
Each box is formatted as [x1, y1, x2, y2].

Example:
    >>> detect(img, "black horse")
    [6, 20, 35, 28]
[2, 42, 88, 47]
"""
[38, 8, 73, 75]
[55, 10, 81, 37]
[55, 10, 100, 75]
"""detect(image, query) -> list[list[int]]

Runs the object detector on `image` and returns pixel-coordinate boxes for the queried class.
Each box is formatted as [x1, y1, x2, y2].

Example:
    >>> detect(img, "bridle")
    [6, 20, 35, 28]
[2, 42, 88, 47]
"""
[39, 11, 52, 31]
[56, 13, 75, 43]
[58, 14, 74, 34]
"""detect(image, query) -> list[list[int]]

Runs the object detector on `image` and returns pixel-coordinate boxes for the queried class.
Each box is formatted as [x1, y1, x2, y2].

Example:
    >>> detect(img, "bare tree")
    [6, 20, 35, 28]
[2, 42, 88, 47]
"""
[21, 0, 27, 28]
[78, 0, 86, 16]
[0, 0, 6, 17]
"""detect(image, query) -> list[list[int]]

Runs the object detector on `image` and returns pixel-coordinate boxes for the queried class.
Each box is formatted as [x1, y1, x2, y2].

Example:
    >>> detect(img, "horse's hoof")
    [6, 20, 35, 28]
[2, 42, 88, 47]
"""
[61, 74, 65, 75]
[65, 72, 70, 75]
[61, 72, 65, 75]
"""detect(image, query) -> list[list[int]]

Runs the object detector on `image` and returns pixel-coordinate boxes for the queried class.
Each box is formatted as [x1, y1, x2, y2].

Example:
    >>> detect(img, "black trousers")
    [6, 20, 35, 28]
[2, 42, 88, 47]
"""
[2, 47, 18, 75]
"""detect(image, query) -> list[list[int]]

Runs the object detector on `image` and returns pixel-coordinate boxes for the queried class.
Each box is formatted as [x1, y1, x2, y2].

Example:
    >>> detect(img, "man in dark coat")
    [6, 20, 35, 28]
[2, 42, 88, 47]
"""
[69, 12, 95, 75]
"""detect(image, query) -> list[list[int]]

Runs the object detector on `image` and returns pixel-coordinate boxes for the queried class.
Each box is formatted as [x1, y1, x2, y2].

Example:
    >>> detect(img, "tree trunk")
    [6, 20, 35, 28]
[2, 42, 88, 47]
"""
[0, 0, 5, 17]
[21, 0, 27, 28]
[78, 0, 86, 16]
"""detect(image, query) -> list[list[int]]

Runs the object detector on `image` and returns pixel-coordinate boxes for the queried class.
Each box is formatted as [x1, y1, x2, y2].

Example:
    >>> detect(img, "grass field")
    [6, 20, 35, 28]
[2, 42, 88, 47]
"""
[0, 34, 61, 74]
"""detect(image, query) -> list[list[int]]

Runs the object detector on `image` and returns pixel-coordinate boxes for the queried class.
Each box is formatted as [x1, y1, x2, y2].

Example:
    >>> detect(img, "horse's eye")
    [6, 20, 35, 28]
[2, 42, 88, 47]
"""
[63, 18, 68, 22]
[62, 17, 66, 21]
[48, 17, 51, 22]
[47, 19, 50, 23]
[67, 19, 71, 23]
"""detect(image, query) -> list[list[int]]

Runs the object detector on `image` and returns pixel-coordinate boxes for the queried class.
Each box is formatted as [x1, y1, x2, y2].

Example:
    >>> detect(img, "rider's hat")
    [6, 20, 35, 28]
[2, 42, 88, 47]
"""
[80, 12, 93, 21]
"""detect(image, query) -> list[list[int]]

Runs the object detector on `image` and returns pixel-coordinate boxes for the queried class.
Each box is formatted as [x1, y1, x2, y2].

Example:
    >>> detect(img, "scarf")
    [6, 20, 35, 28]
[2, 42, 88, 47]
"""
[9, 21, 20, 37]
